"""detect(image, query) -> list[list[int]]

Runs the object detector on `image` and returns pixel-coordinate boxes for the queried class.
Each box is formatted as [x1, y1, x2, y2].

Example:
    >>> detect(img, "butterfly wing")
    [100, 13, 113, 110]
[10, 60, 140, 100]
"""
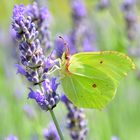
[61, 51, 135, 109]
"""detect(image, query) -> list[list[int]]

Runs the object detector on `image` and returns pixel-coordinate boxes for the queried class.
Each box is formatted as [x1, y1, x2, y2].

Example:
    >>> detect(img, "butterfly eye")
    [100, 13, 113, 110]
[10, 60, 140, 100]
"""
[65, 54, 69, 60]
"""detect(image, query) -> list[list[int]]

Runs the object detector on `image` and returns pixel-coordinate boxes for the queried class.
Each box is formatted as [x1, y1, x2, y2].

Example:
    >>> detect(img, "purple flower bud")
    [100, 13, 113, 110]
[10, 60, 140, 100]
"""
[96, 0, 109, 10]
[41, 73, 48, 80]
[28, 78, 60, 110]
[51, 78, 59, 92]
[23, 104, 35, 118]
[54, 95, 60, 103]
[40, 7, 48, 20]
[121, 0, 135, 11]
[30, 42, 36, 51]
[30, 71, 37, 76]
[43, 122, 60, 140]
[125, 12, 136, 29]
[20, 56, 27, 66]
[61, 94, 69, 104]
[44, 56, 55, 72]
[50, 98, 55, 106]
[12, 4, 25, 22]
[42, 79, 51, 93]
[71, 0, 86, 19]
[32, 77, 39, 83]
[28, 88, 42, 100]
[13, 24, 22, 32]
[42, 78, 59, 94]
[28, 88, 47, 109]
[5, 135, 18, 140]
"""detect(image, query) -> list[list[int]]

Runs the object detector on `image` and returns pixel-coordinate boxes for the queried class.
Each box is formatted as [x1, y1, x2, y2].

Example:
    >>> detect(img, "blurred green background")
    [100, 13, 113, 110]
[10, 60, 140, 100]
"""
[0, 0, 140, 140]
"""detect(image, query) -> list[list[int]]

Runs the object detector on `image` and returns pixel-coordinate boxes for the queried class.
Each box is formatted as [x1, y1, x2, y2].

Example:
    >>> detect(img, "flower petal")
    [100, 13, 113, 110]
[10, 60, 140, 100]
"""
[15, 64, 26, 76]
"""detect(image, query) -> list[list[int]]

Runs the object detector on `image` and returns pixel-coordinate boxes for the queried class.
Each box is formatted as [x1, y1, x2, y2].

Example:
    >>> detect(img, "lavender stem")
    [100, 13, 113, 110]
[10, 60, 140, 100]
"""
[38, 83, 64, 140]
[49, 109, 64, 140]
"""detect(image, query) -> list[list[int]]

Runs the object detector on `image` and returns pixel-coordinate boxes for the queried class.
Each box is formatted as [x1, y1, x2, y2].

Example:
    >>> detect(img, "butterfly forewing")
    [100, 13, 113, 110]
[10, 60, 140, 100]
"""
[69, 51, 135, 84]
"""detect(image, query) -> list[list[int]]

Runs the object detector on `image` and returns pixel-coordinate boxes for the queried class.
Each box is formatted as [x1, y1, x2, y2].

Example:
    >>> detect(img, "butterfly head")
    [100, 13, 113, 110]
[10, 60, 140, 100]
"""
[58, 36, 70, 61]
[58, 36, 71, 75]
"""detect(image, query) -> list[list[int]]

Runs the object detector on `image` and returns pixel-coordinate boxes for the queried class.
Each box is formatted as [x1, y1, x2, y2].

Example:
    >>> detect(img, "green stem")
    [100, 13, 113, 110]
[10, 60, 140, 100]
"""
[49, 109, 64, 140]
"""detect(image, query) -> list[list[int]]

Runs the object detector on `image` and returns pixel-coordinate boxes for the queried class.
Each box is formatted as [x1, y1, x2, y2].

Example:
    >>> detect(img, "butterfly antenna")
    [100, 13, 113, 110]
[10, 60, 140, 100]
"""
[49, 49, 55, 58]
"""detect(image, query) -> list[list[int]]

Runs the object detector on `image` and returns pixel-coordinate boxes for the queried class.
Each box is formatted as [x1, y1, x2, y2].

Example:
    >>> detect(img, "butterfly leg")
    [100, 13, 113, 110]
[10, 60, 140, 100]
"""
[46, 65, 60, 75]
[54, 58, 62, 67]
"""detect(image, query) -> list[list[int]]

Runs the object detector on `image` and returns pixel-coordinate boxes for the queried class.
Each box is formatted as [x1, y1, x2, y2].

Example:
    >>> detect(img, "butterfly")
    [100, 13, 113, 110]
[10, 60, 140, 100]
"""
[60, 50, 135, 109]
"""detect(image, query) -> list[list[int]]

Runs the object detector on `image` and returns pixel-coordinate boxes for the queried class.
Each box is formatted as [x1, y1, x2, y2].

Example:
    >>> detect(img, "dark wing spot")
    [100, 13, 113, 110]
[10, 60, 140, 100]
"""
[100, 60, 103, 64]
[92, 84, 97, 88]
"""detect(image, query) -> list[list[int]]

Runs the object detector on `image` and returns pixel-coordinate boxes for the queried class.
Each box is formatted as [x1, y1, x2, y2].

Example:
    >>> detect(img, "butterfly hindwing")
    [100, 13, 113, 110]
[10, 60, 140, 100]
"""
[61, 66, 116, 109]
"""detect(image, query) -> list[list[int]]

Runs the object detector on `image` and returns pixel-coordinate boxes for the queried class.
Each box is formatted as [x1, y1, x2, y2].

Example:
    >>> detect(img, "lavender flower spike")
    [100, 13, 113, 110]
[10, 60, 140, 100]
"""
[61, 95, 88, 140]
[43, 122, 60, 140]
[12, 3, 60, 111]
[12, 4, 46, 84]
[68, 0, 96, 54]
[121, 0, 137, 41]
